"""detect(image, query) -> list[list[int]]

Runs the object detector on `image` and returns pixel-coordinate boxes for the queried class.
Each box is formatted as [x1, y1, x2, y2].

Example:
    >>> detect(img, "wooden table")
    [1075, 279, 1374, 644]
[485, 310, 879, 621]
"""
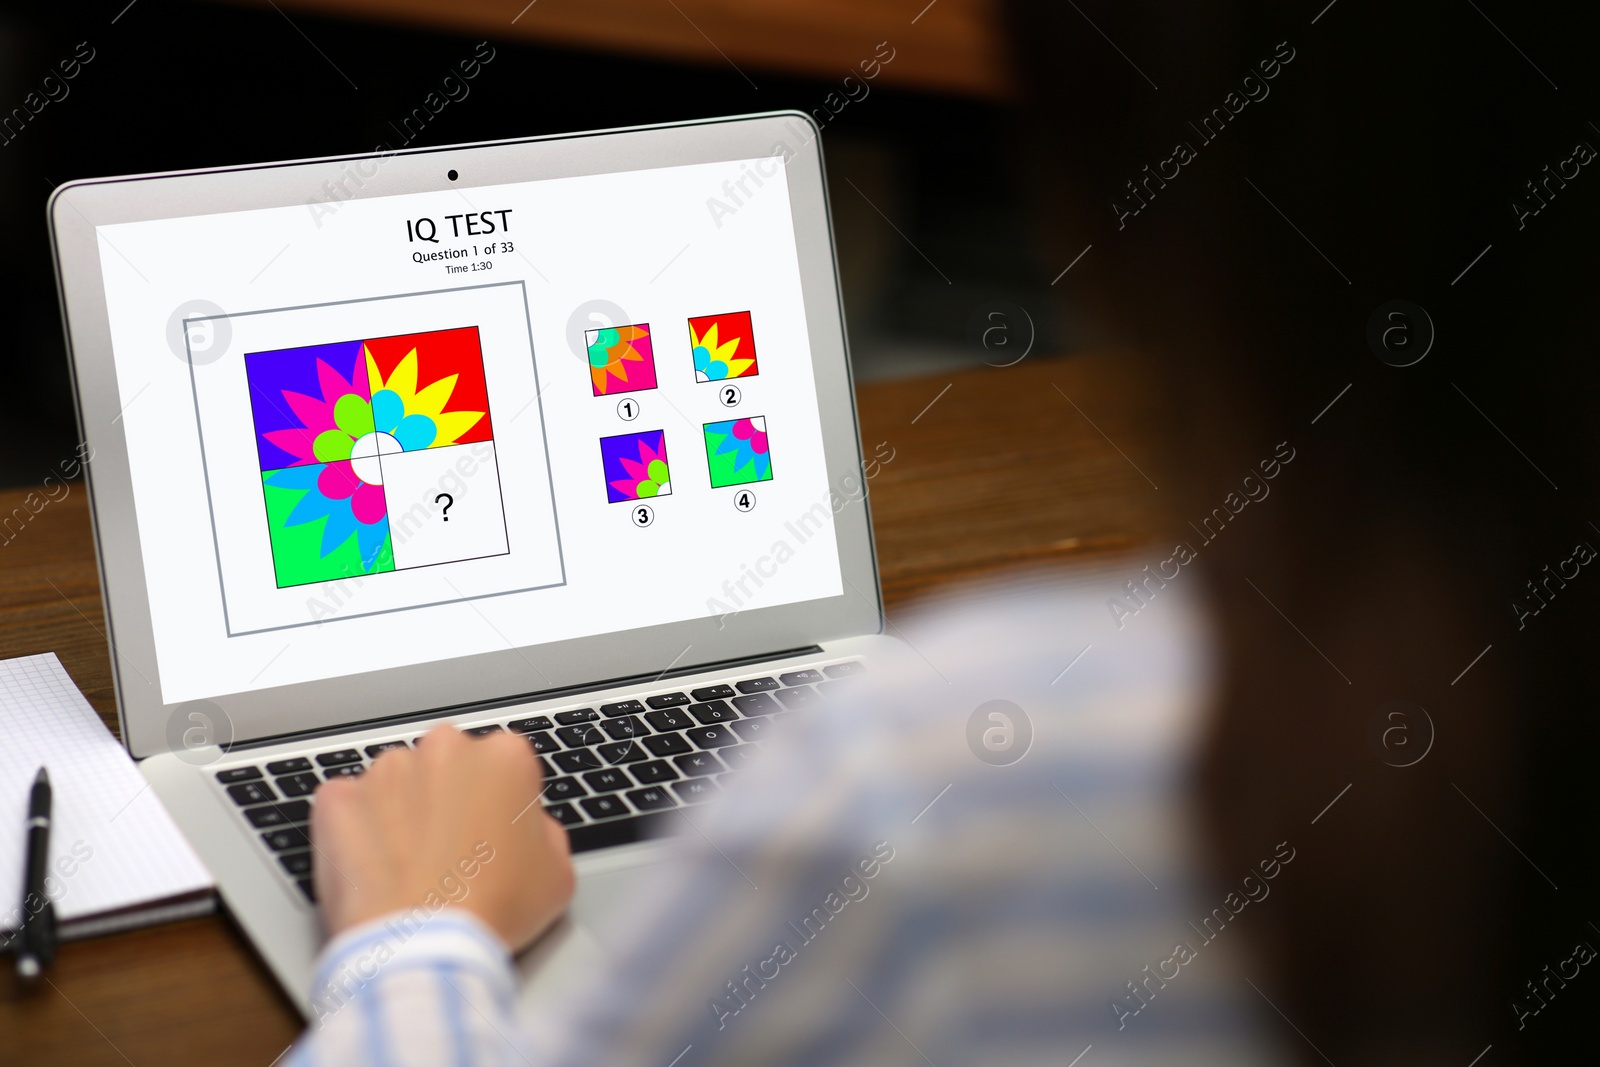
[0, 352, 1160, 1064]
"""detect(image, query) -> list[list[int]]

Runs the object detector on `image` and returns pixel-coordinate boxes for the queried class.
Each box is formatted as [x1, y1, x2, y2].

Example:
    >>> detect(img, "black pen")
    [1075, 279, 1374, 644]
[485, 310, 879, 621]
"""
[15, 766, 55, 982]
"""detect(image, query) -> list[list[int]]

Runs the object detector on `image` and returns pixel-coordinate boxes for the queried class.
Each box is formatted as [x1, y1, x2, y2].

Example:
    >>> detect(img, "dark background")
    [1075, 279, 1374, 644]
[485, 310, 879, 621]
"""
[4, 0, 1599, 1061]
[1004, 1, 1600, 1061]
[0, 0, 1064, 487]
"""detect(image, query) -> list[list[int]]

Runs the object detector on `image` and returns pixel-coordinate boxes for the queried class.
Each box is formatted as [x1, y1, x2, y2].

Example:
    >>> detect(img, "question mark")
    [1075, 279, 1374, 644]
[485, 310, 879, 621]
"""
[435, 493, 453, 521]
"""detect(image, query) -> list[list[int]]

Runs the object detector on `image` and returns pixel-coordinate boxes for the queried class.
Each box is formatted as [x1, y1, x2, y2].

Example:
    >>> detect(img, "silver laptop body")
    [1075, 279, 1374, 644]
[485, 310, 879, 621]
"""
[48, 112, 894, 1014]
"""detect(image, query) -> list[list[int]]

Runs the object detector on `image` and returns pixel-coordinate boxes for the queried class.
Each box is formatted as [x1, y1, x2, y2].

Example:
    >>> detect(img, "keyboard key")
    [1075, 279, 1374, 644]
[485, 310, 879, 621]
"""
[732, 693, 781, 717]
[245, 800, 310, 828]
[541, 776, 586, 801]
[645, 708, 694, 732]
[261, 826, 310, 851]
[673, 751, 725, 777]
[265, 758, 313, 775]
[324, 764, 364, 780]
[579, 795, 628, 820]
[276, 773, 319, 797]
[278, 851, 313, 876]
[601, 716, 647, 740]
[465, 724, 503, 737]
[544, 802, 584, 826]
[552, 709, 599, 726]
[582, 768, 632, 794]
[730, 718, 772, 743]
[598, 740, 648, 764]
[779, 669, 825, 686]
[315, 749, 362, 768]
[672, 778, 721, 805]
[556, 725, 605, 748]
[364, 742, 408, 758]
[297, 878, 317, 903]
[775, 685, 822, 709]
[717, 772, 742, 788]
[646, 692, 690, 709]
[735, 677, 780, 693]
[627, 786, 677, 811]
[599, 700, 645, 718]
[216, 766, 262, 784]
[525, 731, 560, 754]
[818, 679, 861, 701]
[721, 744, 763, 770]
[226, 781, 276, 806]
[688, 700, 739, 725]
[690, 684, 737, 701]
[642, 733, 693, 757]
[824, 661, 865, 678]
[686, 724, 738, 749]
[509, 715, 556, 732]
[631, 759, 679, 784]
[552, 749, 603, 774]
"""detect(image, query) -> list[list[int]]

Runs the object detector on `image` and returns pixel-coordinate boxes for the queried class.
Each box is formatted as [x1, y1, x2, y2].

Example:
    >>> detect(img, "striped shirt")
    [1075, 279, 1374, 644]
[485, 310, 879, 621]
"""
[290, 575, 1290, 1066]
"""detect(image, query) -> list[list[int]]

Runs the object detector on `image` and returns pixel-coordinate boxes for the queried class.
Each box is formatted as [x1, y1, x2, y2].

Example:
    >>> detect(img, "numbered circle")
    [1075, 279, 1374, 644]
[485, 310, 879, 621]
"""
[733, 490, 757, 513]
[631, 504, 655, 528]
[617, 397, 641, 421]
[718, 384, 742, 408]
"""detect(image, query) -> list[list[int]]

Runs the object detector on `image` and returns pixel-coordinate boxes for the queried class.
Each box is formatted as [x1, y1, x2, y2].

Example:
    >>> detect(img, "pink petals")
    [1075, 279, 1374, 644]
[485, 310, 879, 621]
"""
[351, 483, 387, 525]
[317, 460, 385, 525]
[317, 460, 360, 500]
[731, 418, 769, 454]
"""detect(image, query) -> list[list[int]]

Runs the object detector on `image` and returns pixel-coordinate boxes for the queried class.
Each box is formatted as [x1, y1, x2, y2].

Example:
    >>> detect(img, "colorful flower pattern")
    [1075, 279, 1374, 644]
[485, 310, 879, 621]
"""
[703, 416, 773, 488]
[689, 312, 759, 382]
[586, 323, 658, 396]
[246, 327, 492, 588]
[599, 430, 672, 503]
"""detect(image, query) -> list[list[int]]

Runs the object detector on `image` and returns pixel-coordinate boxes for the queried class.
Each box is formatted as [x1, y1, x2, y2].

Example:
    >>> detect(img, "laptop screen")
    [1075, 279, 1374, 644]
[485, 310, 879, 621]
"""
[92, 156, 844, 705]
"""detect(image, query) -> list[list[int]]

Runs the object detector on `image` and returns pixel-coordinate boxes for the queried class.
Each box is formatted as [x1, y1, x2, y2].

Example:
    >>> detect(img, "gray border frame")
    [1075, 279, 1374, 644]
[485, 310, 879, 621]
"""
[49, 112, 883, 759]
[185, 281, 566, 636]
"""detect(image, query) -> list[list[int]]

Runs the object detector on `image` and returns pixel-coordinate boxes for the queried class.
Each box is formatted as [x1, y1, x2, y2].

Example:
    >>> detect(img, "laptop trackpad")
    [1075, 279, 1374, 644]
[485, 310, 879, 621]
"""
[514, 846, 688, 1021]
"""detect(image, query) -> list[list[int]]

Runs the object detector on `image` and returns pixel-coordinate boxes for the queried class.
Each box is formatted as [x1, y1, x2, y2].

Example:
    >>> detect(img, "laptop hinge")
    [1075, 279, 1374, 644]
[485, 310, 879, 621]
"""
[222, 644, 826, 753]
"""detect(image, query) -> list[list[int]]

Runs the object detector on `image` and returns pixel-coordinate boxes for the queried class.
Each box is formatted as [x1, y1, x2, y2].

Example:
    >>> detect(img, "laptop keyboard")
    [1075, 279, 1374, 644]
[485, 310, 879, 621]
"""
[213, 661, 865, 905]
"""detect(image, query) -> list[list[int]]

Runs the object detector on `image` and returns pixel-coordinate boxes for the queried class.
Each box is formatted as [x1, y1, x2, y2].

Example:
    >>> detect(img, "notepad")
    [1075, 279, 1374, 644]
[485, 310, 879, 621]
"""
[0, 653, 214, 942]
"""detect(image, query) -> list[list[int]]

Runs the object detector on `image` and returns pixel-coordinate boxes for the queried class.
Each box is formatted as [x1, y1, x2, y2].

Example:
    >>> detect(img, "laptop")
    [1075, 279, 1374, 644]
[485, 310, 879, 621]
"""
[46, 111, 896, 1016]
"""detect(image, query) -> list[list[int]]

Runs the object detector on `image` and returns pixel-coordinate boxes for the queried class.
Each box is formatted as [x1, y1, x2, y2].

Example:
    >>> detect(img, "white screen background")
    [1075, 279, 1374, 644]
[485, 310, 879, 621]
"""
[96, 158, 843, 704]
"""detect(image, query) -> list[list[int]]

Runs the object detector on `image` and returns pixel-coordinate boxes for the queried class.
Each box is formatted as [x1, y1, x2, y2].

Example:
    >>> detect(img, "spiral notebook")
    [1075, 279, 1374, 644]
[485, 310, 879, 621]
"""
[0, 653, 214, 942]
